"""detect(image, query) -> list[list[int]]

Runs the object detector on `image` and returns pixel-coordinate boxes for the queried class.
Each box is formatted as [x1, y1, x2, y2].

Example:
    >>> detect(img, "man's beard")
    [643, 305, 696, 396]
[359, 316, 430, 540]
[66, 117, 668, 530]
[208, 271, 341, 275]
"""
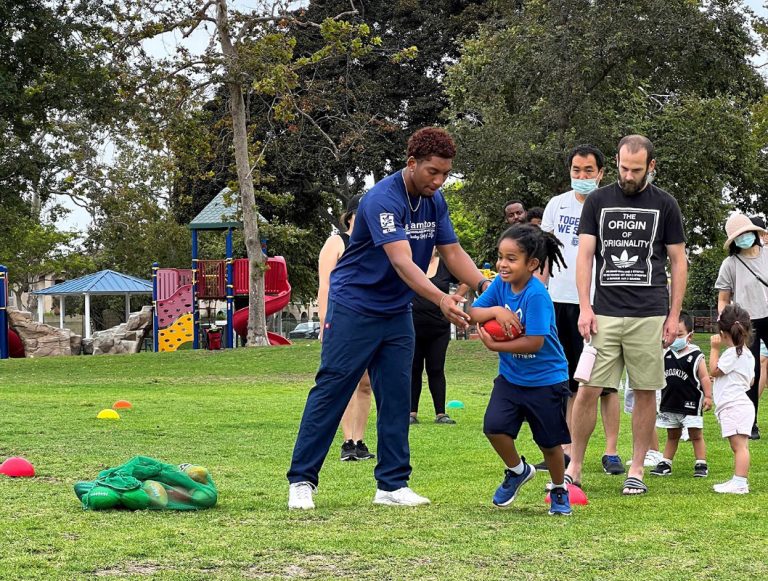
[618, 170, 649, 195]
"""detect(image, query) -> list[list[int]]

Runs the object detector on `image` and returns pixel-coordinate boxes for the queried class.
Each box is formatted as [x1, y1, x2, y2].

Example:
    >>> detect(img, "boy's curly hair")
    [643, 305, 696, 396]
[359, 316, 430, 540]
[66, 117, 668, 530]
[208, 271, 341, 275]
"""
[407, 127, 456, 160]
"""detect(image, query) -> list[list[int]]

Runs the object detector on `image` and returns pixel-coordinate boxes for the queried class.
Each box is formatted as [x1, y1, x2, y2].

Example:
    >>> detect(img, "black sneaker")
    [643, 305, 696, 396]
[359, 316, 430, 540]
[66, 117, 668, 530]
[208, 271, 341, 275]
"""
[340, 439, 358, 461]
[409, 415, 418, 425]
[650, 460, 672, 476]
[355, 440, 375, 460]
[601, 454, 626, 475]
[694, 462, 708, 478]
[534, 453, 571, 472]
[750, 425, 761, 440]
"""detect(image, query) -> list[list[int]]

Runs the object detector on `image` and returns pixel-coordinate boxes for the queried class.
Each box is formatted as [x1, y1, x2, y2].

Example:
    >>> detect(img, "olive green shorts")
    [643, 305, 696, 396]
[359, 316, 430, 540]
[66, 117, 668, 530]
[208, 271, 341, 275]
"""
[586, 315, 665, 391]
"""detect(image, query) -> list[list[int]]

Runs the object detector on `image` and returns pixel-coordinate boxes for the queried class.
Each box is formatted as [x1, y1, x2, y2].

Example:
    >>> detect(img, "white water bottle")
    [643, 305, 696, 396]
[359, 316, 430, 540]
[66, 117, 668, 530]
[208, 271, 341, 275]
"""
[574, 340, 597, 385]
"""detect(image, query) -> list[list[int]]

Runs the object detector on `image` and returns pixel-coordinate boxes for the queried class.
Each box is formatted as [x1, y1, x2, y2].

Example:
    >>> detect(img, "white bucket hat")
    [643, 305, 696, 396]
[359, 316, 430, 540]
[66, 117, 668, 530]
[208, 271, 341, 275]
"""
[723, 212, 767, 249]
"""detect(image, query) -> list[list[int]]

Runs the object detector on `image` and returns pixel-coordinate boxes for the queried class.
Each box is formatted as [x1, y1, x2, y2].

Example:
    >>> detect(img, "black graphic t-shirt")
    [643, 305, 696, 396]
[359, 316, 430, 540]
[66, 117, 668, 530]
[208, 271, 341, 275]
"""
[578, 182, 685, 317]
[660, 347, 706, 415]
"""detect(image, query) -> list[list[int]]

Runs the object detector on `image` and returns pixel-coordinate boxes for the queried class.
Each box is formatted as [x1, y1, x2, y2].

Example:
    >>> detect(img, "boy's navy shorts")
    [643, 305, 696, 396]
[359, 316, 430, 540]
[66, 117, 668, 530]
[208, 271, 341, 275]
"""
[483, 375, 571, 449]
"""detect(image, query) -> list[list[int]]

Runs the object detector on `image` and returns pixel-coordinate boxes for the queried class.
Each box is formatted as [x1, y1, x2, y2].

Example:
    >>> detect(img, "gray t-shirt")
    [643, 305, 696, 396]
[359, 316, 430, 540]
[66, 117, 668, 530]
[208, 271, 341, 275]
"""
[715, 249, 768, 320]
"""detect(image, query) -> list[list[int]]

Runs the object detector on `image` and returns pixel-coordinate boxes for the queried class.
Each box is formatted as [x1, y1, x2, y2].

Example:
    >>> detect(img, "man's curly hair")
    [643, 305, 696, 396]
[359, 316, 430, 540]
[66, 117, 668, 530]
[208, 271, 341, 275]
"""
[407, 127, 456, 160]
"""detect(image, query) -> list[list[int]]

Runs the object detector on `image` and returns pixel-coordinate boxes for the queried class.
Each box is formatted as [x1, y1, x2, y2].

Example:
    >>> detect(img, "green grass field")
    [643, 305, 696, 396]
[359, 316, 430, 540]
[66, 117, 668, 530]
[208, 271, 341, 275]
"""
[1, 337, 766, 580]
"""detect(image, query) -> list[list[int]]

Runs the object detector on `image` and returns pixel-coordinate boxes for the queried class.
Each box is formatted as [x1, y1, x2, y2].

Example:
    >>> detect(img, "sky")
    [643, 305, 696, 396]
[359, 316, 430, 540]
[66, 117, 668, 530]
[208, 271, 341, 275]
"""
[56, 1, 768, 232]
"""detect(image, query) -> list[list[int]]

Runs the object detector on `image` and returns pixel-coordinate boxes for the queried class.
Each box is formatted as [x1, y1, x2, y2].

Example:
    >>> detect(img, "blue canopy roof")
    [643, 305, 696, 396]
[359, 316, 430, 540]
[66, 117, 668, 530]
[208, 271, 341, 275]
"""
[32, 270, 153, 296]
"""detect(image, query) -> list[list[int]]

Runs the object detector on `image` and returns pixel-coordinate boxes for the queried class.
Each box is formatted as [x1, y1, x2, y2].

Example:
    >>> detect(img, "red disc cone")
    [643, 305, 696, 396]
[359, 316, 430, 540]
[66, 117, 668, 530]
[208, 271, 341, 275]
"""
[0, 457, 35, 478]
[546, 483, 588, 505]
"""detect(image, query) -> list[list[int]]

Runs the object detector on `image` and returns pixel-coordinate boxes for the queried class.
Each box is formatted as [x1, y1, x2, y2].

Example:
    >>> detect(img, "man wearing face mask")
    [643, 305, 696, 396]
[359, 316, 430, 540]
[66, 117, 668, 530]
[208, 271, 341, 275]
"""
[567, 135, 688, 496]
[538, 145, 625, 477]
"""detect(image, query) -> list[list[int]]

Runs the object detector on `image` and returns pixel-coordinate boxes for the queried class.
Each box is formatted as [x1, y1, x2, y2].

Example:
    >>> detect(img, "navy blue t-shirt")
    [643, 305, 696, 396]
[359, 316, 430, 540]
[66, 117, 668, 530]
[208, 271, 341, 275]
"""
[473, 276, 568, 387]
[330, 170, 458, 316]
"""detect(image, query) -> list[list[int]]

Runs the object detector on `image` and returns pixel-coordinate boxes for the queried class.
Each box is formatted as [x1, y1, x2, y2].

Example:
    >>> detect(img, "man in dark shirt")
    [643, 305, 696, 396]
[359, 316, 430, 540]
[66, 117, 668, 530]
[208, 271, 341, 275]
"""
[287, 128, 494, 510]
[566, 135, 688, 495]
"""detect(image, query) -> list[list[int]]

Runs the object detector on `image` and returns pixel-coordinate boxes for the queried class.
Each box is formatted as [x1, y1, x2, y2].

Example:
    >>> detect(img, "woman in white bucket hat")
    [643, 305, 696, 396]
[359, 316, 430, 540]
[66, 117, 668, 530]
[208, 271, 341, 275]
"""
[715, 212, 768, 439]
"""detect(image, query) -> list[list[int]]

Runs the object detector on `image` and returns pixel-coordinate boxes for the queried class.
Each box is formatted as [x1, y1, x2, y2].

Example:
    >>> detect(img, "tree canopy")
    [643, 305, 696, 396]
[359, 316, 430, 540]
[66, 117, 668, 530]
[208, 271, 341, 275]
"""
[2, 0, 766, 319]
[446, 0, 768, 260]
[170, 0, 492, 302]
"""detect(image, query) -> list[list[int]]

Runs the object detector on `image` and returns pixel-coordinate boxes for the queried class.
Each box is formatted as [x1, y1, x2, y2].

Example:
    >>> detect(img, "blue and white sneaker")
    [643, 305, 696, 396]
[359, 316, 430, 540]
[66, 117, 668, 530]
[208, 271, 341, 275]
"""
[493, 460, 536, 507]
[548, 486, 572, 516]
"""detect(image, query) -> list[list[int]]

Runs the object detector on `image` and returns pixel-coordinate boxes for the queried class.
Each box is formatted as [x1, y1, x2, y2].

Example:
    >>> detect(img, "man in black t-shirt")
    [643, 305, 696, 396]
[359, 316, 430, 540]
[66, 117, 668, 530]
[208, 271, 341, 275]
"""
[565, 135, 688, 496]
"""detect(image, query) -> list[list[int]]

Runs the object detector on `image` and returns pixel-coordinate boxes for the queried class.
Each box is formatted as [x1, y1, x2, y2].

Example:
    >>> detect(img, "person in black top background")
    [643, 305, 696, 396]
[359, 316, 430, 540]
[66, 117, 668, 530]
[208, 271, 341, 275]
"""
[316, 194, 375, 461]
[410, 249, 469, 424]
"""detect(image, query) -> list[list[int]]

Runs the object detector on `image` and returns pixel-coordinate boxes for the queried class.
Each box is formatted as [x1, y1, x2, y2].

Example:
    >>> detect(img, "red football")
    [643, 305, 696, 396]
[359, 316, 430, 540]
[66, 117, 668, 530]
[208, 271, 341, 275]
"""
[481, 319, 521, 342]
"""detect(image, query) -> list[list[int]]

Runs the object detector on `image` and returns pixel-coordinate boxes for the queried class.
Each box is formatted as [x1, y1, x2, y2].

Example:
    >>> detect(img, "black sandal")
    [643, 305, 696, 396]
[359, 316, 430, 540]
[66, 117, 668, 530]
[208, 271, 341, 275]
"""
[564, 474, 582, 489]
[622, 476, 648, 495]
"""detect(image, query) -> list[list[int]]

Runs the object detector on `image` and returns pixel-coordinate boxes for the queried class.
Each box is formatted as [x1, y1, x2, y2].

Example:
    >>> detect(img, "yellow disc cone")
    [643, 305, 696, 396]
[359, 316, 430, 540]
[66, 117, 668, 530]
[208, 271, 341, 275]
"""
[97, 409, 120, 420]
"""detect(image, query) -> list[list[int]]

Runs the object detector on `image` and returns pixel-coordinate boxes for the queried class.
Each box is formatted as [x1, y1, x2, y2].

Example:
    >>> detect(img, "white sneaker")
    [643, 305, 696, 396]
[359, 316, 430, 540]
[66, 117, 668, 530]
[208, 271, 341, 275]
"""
[681, 427, 690, 441]
[644, 450, 664, 467]
[628, 449, 664, 467]
[713, 479, 749, 495]
[288, 482, 316, 509]
[373, 487, 431, 506]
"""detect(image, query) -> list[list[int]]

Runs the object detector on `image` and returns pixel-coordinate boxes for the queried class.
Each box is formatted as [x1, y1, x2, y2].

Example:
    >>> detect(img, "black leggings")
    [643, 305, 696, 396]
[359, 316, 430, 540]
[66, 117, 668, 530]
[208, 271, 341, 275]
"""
[748, 317, 768, 423]
[411, 325, 451, 415]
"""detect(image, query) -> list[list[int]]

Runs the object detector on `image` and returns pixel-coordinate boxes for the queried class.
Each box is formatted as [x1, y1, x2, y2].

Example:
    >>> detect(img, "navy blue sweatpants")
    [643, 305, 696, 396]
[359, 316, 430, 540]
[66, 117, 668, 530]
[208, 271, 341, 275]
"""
[287, 300, 415, 491]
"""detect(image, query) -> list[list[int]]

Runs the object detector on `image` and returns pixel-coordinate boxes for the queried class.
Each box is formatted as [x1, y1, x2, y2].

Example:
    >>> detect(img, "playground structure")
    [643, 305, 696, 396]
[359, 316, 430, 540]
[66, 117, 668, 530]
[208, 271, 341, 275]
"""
[0, 190, 293, 359]
[0, 266, 24, 359]
[153, 256, 292, 352]
[152, 188, 292, 352]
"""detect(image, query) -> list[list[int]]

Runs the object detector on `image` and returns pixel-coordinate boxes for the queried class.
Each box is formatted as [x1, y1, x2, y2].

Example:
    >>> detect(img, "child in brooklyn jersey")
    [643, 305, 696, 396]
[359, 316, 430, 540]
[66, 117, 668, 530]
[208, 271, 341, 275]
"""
[469, 224, 571, 515]
[709, 304, 756, 494]
[650, 312, 713, 478]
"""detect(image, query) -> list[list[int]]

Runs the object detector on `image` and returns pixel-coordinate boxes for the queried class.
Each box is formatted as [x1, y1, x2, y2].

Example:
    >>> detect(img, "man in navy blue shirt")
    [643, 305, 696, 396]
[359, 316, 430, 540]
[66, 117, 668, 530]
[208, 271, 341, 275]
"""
[287, 128, 494, 509]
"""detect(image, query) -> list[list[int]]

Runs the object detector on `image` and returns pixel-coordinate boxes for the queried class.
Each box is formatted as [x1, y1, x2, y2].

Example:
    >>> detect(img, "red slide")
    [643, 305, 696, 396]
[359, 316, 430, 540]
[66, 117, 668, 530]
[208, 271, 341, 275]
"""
[232, 256, 292, 346]
[232, 308, 291, 346]
[8, 328, 25, 358]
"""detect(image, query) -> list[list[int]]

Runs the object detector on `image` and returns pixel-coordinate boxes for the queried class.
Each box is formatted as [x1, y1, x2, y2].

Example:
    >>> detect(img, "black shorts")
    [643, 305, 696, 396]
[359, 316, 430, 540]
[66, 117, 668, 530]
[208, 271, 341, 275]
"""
[483, 376, 571, 449]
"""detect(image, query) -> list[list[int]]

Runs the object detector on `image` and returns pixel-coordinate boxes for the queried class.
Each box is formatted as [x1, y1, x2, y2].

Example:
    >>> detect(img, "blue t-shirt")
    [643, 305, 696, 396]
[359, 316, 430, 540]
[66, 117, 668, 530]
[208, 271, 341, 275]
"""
[330, 170, 458, 316]
[473, 276, 568, 387]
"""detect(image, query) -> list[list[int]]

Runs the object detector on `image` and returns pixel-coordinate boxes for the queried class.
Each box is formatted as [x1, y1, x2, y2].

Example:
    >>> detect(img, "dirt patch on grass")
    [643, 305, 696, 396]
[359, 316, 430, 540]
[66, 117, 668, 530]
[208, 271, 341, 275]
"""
[244, 553, 359, 579]
[93, 563, 165, 576]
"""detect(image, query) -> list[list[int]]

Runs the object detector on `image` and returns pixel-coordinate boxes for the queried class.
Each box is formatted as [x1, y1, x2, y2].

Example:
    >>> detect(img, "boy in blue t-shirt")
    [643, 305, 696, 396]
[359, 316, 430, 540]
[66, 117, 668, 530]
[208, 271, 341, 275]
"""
[470, 225, 572, 515]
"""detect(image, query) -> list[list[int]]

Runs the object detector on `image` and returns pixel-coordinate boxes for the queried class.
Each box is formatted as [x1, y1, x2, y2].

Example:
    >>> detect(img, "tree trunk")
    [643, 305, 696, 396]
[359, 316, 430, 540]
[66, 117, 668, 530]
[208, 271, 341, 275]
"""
[216, 0, 269, 346]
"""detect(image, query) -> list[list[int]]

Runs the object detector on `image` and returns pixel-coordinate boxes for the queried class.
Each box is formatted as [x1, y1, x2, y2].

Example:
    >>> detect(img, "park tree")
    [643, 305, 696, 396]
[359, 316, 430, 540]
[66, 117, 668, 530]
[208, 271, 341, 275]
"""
[0, 216, 94, 311]
[170, 0, 492, 303]
[0, 0, 123, 303]
[82, 145, 192, 279]
[446, 0, 768, 265]
[685, 245, 728, 312]
[0, 0, 119, 215]
[99, 0, 396, 345]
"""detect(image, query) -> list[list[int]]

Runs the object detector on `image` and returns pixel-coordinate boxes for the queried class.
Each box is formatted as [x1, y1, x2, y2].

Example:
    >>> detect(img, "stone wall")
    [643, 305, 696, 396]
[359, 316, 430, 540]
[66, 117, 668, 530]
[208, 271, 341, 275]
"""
[8, 308, 82, 357]
[81, 306, 153, 355]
